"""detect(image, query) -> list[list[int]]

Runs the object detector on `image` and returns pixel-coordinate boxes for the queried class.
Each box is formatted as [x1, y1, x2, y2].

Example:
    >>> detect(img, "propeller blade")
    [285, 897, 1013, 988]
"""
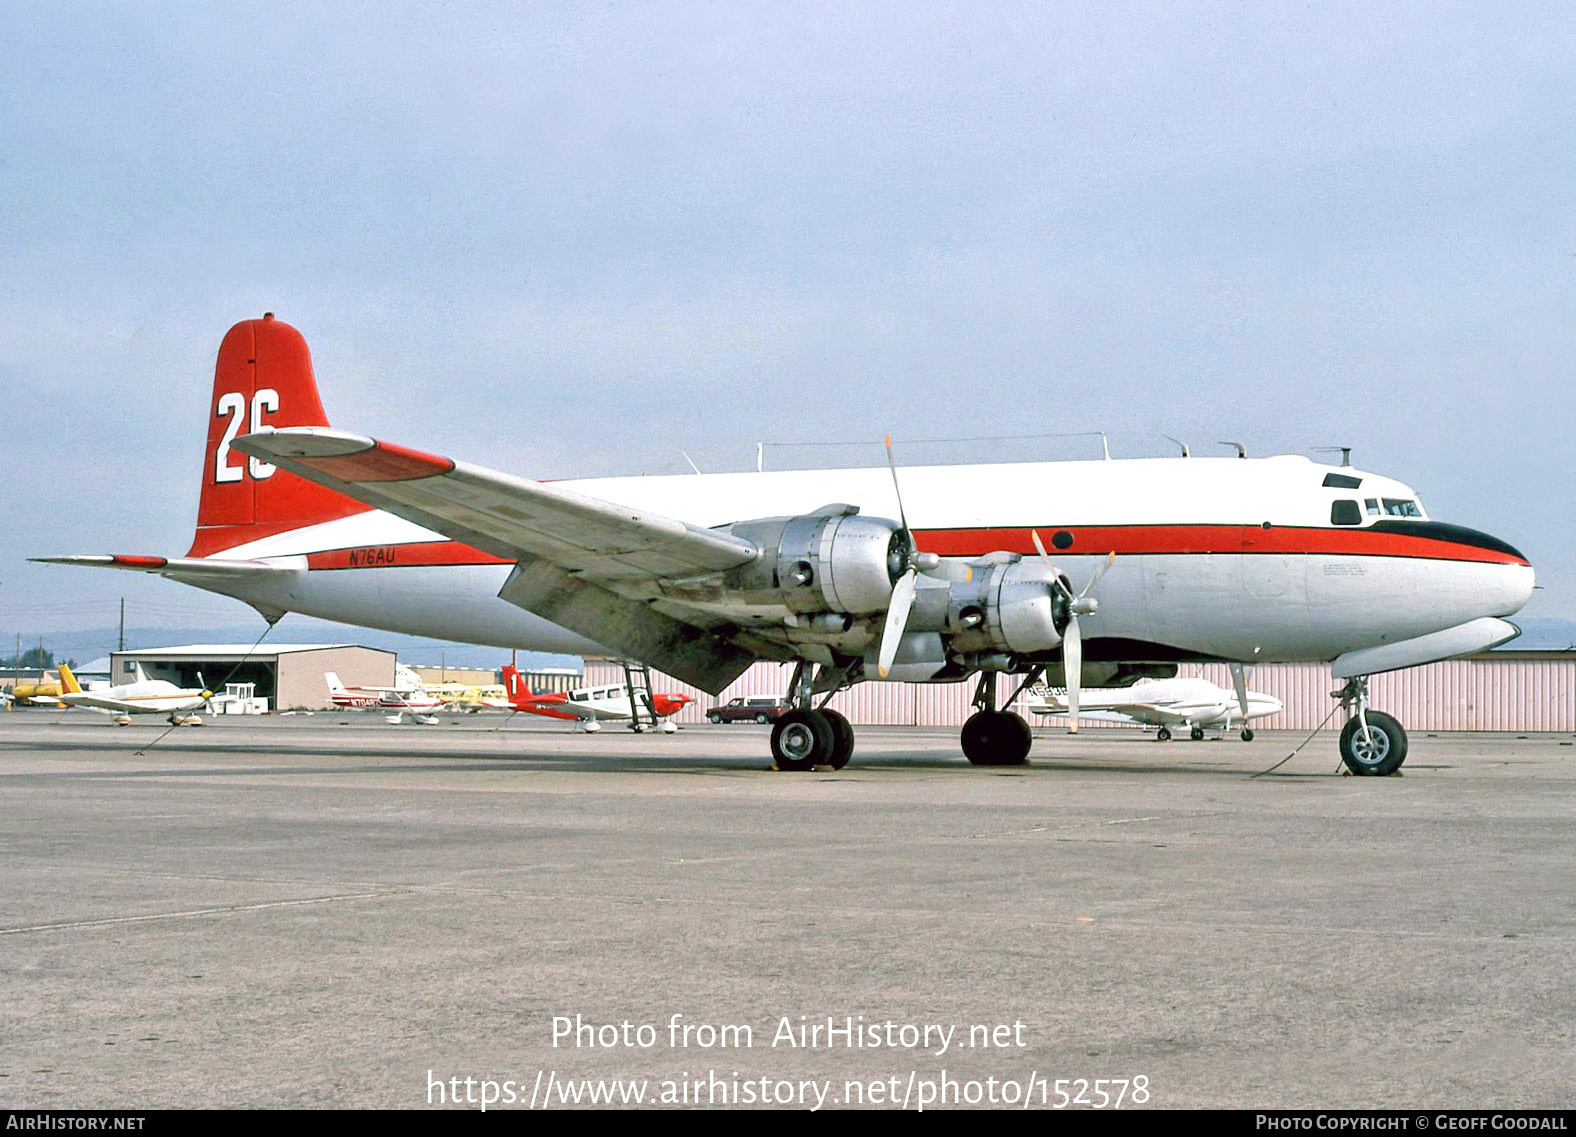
[883, 433, 922, 568]
[877, 568, 919, 679]
[1030, 529, 1052, 566]
[1078, 551, 1117, 600]
[1063, 614, 1082, 734]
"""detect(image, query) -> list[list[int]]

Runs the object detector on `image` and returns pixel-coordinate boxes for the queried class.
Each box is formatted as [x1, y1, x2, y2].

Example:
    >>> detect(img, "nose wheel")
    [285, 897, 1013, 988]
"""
[1339, 710, 1407, 776]
[1334, 677, 1409, 776]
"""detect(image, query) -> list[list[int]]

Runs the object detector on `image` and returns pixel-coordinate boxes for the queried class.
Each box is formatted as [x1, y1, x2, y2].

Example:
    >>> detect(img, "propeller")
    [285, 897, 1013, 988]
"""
[1032, 531, 1115, 733]
[877, 435, 926, 678]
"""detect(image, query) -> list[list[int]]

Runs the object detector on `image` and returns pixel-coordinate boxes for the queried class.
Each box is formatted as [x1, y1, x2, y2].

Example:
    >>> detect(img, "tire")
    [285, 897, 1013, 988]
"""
[708, 713, 723, 724]
[1240, 728, 1255, 742]
[754, 713, 770, 724]
[771, 709, 835, 772]
[961, 710, 1032, 766]
[821, 709, 855, 770]
[1339, 711, 1408, 776]
[1189, 725, 1205, 741]
[1156, 726, 1171, 742]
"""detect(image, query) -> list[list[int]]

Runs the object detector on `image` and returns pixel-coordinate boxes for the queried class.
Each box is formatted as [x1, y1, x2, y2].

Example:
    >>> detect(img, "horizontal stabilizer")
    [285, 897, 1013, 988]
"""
[31, 555, 285, 577]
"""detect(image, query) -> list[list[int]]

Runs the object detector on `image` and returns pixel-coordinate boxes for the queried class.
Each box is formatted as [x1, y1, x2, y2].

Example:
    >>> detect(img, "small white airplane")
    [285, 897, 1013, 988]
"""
[37, 315, 1535, 775]
[57, 662, 212, 725]
[325, 664, 442, 712]
[1026, 676, 1283, 741]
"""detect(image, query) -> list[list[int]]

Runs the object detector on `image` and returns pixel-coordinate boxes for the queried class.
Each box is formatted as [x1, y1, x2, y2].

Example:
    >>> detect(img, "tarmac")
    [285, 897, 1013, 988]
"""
[0, 712, 1571, 1109]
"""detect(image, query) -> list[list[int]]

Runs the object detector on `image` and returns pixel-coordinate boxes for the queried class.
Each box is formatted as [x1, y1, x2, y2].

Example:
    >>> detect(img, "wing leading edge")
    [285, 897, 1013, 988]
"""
[231, 428, 765, 692]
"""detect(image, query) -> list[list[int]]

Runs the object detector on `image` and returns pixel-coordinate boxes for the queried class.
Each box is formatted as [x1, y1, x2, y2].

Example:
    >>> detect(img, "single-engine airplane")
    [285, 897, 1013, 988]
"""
[500, 664, 692, 732]
[325, 664, 442, 711]
[1026, 675, 1283, 741]
[57, 662, 212, 725]
[37, 315, 1535, 774]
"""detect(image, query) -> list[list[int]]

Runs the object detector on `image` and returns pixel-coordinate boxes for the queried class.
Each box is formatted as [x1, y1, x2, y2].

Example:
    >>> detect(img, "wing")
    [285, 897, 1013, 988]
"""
[231, 430, 756, 578]
[232, 428, 768, 691]
[61, 693, 140, 713]
[1103, 703, 1189, 724]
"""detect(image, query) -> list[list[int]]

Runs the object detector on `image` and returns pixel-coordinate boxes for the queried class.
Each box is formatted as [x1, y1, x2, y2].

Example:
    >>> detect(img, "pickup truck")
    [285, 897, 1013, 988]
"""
[706, 696, 790, 724]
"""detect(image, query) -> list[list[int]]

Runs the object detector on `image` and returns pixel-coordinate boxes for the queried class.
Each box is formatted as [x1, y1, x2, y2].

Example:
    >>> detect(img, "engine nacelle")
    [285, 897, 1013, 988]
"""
[944, 561, 1070, 656]
[719, 505, 905, 615]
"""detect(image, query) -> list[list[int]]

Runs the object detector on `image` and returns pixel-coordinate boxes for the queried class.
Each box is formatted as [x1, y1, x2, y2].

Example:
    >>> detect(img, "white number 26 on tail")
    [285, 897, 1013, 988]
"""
[214, 389, 279, 483]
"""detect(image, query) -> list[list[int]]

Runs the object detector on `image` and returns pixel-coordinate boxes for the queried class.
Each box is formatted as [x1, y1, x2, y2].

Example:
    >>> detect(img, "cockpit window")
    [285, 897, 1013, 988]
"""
[1364, 498, 1381, 516]
[1322, 473, 1362, 489]
[1382, 498, 1422, 518]
[1331, 500, 1362, 526]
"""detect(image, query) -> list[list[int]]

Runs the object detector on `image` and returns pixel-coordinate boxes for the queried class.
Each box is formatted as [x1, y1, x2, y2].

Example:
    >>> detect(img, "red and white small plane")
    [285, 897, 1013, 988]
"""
[37, 315, 1535, 774]
[325, 664, 442, 711]
[500, 665, 692, 732]
[57, 662, 211, 725]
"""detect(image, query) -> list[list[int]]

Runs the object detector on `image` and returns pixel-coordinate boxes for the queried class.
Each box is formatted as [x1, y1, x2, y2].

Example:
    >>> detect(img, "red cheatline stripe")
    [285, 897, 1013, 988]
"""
[111, 555, 169, 569]
[297, 439, 456, 483]
[305, 541, 512, 570]
[293, 524, 1522, 571]
[914, 525, 1528, 566]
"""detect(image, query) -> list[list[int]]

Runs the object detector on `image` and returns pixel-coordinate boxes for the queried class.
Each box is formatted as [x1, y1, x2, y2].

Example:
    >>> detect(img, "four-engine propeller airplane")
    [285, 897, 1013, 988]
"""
[36, 315, 1535, 774]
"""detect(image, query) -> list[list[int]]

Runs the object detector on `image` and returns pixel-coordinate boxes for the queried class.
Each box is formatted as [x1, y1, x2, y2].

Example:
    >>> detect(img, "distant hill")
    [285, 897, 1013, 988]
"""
[36, 615, 582, 673]
[1498, 617, 1576, 652]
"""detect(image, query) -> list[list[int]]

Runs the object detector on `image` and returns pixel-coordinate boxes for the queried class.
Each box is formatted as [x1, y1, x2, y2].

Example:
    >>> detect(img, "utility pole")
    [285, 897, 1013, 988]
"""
[119, 598, 125, 652]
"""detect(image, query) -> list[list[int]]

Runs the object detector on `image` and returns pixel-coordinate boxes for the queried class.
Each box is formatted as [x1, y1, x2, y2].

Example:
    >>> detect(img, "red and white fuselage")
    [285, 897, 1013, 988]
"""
[184, 456, 1531, 669]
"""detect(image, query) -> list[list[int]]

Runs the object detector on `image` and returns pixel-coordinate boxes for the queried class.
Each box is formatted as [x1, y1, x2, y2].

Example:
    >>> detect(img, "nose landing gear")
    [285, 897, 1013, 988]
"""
[1334, 676, 1409, 776]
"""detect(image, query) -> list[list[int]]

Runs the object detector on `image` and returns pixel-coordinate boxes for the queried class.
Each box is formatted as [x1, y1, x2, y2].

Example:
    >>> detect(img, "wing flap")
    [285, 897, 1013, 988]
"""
[498, 559, 757, 694]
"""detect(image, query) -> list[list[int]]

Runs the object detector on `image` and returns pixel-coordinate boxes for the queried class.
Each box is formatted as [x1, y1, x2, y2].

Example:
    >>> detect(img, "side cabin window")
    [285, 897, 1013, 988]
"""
[1331, 500, 1362, 526]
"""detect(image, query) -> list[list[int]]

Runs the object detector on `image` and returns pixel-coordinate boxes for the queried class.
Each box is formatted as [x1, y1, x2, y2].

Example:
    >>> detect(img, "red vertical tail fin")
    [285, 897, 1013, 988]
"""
[189, 314, 370, 557]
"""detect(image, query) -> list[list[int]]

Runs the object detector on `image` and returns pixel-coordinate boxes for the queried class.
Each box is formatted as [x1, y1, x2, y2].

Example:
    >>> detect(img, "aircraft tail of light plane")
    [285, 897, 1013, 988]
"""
[36, 315, 1536, 773]
[57, 662, 212, 725]
[500, 664, 692, 732]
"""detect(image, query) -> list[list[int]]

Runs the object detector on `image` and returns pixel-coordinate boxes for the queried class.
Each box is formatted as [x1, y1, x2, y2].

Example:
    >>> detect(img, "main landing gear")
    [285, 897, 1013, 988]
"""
[959, 672, 1033, 767]
[769, 663, 854, 771]
[1334, 676, 1408, 776]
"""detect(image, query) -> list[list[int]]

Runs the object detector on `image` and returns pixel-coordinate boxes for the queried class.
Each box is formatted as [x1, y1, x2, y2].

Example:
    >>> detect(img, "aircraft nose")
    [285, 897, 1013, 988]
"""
[1376, 519, 1534, 615]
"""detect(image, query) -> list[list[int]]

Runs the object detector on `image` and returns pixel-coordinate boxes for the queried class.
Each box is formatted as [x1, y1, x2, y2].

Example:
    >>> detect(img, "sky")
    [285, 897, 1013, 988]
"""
[3, 1, 1575, 655]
